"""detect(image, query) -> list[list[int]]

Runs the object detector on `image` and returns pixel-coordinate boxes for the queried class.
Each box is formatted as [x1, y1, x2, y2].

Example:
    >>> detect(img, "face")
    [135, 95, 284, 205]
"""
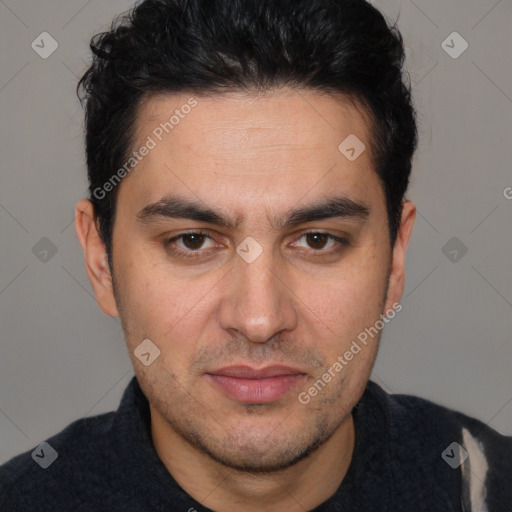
[80, 89, 414, 472]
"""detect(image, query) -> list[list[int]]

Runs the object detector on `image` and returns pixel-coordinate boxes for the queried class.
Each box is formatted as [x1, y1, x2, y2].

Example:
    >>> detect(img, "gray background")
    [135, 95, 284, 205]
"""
[1, 0, 511, 464]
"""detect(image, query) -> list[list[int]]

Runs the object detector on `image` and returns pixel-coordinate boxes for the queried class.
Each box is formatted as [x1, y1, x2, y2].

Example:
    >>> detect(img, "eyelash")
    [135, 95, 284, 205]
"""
[163, 230, 350, 260]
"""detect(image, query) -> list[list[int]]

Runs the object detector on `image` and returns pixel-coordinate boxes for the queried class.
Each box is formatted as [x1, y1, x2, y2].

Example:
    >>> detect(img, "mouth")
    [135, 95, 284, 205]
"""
[205, 365, 308, 404]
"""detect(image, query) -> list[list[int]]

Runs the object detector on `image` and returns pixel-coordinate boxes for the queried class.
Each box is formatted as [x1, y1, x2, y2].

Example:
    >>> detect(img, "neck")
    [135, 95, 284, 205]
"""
[150, 407, 355, 512]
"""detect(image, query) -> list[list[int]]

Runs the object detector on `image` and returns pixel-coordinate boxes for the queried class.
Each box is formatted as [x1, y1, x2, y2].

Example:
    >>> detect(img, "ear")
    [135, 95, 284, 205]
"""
[74, 199, 119, 317]
[384, 200, 416, 312]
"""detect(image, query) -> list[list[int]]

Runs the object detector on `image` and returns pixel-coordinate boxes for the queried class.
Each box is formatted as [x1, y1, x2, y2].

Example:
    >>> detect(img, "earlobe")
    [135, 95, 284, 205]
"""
[74, 199, 119, 317]
[384, 200, 416, 312]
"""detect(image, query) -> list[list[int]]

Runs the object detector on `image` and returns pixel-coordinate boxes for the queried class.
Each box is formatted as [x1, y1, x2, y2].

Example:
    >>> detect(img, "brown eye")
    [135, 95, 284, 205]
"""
[294, 232, 349, 252]
[305, 233, 331, 250]
[163, 230, 350, 262]
[179, 233, 208, 250]
[163, 231, 216, 259]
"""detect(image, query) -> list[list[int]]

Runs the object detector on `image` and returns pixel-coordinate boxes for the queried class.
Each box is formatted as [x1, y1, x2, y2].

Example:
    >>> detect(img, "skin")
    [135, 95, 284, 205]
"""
[75, 89, 416, 511]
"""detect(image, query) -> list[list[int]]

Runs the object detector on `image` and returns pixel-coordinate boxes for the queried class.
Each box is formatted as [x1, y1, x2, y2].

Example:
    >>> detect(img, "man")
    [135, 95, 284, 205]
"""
[1, 0, 511, 510]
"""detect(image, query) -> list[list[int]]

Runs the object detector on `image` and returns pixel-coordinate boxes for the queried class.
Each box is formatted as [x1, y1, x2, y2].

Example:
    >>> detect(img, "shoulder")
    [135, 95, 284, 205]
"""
[365, 381, 512, 509]
[383, 384, 512, 450]
[366, 380, 509, 436]
[0, 411, 116, 510]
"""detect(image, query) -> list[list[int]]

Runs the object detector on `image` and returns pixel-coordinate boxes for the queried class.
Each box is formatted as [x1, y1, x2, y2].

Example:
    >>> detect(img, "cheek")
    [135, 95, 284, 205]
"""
[115, 255, 217, 362]
[114, 223, 389, 357]
[303, 253, 388, 348]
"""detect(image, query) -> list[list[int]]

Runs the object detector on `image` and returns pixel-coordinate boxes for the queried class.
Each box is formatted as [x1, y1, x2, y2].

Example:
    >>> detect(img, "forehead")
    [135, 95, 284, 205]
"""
[118, 89, 384, 220]
[138, 89, 374, 155]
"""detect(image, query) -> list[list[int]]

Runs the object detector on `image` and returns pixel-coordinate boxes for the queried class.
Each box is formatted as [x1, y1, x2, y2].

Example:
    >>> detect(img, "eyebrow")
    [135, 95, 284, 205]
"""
[136, 194, 370, 230]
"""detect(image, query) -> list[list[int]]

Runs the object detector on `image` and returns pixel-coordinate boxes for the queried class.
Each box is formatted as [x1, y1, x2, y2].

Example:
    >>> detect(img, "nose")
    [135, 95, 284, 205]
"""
[218, 246, 298, 344]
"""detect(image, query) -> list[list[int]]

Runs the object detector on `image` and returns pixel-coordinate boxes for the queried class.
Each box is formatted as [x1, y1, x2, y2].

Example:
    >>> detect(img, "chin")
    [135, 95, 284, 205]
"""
[201, 439, 323, 474]
[187, 419, 332, 474]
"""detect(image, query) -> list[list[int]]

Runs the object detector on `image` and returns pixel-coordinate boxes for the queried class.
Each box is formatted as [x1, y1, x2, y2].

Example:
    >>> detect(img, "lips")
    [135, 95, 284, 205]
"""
[206, 365, 307, 404]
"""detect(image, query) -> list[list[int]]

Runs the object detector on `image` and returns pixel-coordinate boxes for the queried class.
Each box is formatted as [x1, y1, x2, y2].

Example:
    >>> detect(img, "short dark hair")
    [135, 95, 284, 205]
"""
[77, 0, 418, 272]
